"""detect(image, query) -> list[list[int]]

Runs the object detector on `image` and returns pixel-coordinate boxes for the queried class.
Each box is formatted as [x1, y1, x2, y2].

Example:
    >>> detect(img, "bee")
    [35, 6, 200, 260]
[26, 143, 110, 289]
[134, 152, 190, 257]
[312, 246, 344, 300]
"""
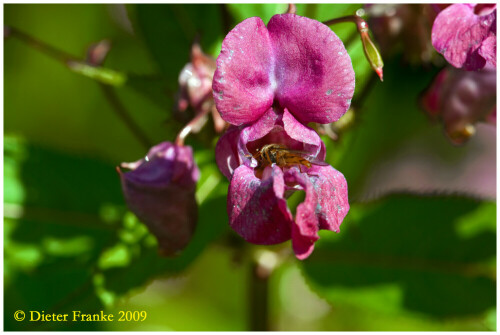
[252, 144, 328, 170]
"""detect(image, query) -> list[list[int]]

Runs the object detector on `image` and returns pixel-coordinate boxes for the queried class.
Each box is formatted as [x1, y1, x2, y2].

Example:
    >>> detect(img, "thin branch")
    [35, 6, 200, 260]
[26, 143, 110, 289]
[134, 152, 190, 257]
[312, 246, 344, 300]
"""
[175, 105, 211, 146]
[100, 84, 153, 149]
[175, 90, 214, 146]
[7, 26, 151, 148]
[6, 26, 75, 64]
[323, 14, 365, 28]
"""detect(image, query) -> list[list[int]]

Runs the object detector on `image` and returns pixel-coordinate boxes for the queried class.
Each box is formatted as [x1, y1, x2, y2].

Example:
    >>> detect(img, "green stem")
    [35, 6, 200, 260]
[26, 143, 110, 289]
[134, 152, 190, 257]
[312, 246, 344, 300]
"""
[6, 26, 74, 63]
[6, 26, 152, 149]
[174, 91, 213, 146]
[323, 14, 366, 29]
[249, 258, 270, 331]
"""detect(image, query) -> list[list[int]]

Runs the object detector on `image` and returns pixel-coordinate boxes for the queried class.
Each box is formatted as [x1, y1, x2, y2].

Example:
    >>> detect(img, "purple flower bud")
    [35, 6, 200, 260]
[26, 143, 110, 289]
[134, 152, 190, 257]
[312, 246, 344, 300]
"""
[86, 39, 111, 67]
[422, 66, 496, 144]
[177, 42, 216, 113]
[118, 142, 199, 256]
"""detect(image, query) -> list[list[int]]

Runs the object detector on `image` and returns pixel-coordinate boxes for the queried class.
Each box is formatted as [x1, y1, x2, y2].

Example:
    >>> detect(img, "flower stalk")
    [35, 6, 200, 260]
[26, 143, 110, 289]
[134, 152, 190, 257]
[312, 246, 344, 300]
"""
[286, 3, 297, 14]
[249, 257, 270, 331]
[174, 100, 212, 146]
[323, 15, 384, 81]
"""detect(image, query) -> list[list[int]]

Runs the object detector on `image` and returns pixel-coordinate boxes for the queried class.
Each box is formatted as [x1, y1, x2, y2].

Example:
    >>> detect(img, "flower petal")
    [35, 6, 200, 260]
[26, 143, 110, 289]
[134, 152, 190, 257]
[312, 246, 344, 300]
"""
[238, 108, 280, 167]
[215, 126, 242, 180]
[122, 142, 199, 188]
[228, 165, 292, 244]
[479, 35, 497, 67]
[213, 17, 275, 125]
[432, 4, 496, 70]
[268, 14, 355, 123]
[239, 107, 325, 158]
[282, 109, 325, 159]
[285, 169, 320, 260]
[307, 165, 349, 232]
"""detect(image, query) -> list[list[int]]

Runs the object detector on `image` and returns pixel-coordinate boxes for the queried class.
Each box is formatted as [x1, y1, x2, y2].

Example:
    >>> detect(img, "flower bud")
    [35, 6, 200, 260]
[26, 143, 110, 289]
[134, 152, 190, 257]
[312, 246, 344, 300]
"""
[359, 23, 384, 81]
[86, 39, 111, 67]
[177, 43, 215, 112]
[118, 142, 199, 256]
[176, 41, 227, 134]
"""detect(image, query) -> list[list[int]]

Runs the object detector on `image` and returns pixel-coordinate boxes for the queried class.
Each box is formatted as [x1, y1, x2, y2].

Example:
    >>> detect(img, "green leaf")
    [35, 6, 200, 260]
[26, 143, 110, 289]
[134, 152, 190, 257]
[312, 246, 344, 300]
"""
[302, 194, 495, 324]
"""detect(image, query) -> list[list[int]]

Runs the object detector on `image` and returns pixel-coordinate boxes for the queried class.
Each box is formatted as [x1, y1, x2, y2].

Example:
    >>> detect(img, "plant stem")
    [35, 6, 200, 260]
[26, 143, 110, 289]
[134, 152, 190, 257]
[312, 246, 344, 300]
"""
[100, 84, 152, 149]
[174, 91, 213, 146]
[6, 26, 74, 64]
[285, 3, 297, 14]
[249, 258, 270, 331]
[323, 15, 366, 29]
[6, 25, 153, 149]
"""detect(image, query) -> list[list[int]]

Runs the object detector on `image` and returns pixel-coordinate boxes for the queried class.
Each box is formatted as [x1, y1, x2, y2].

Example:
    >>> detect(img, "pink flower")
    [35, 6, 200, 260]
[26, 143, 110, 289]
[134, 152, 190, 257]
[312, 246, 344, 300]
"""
[118, 142, 199, 256]
[421, 66, 496, 144]
[213, 14, 354, 259]
[432, 4, 496, 70]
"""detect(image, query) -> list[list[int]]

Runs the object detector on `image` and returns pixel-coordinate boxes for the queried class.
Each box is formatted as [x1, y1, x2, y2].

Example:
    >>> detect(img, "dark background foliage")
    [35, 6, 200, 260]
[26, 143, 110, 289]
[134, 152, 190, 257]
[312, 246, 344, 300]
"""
[4, 4, 496, 331]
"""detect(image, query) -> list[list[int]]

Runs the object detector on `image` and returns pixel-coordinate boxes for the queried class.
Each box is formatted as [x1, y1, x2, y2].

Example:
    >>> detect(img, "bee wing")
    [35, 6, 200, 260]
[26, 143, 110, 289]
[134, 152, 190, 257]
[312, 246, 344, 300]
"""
[286, 149, 330, 166]
[305, 156, 330, 166]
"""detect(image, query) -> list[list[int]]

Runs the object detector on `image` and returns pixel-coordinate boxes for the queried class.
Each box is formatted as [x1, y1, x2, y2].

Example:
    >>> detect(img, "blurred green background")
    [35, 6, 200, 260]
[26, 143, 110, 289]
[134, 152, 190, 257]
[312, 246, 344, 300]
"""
[4, 4, 496, 331]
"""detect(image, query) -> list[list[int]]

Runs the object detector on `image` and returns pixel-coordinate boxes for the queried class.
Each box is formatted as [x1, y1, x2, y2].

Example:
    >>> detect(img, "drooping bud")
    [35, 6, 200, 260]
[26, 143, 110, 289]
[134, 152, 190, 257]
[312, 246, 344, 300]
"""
[358, 22, 384, 81]
[323, 13, 384, 81]
[118, 142, 199, 256]
[86, 39, 111, 67]
[422, 66, 496, 145]
[176, 41, 226, 133]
